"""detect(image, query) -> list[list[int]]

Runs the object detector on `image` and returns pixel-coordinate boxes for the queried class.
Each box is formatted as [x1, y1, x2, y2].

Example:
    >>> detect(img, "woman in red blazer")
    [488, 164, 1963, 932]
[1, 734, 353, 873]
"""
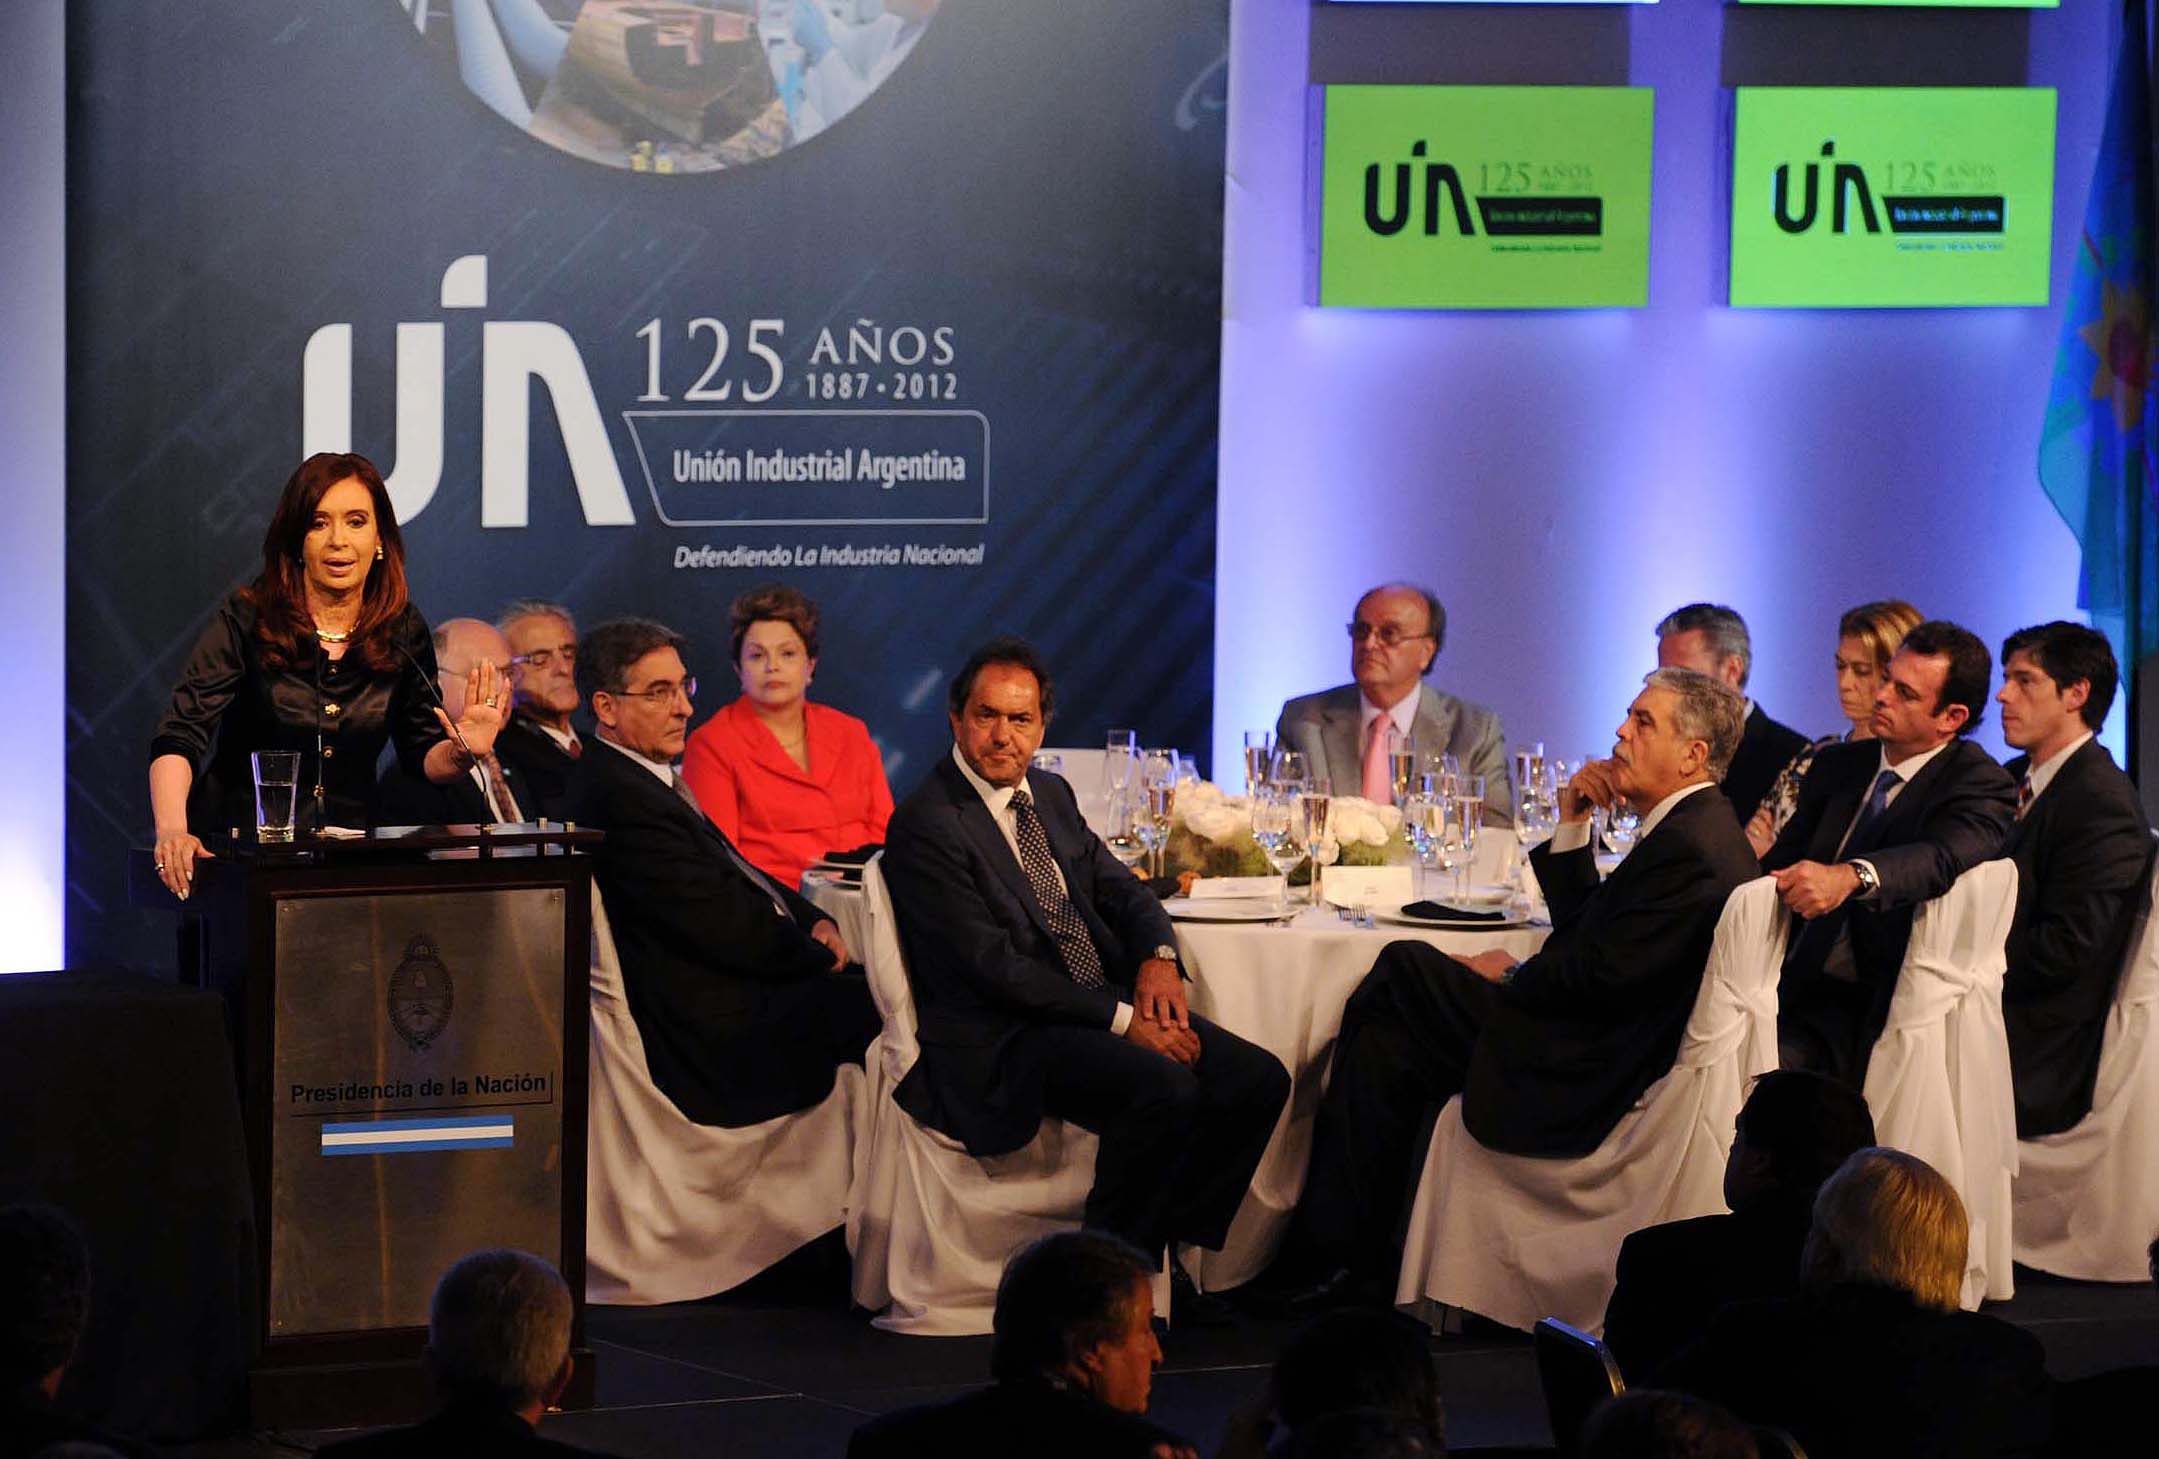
[682, 584, 894, 886]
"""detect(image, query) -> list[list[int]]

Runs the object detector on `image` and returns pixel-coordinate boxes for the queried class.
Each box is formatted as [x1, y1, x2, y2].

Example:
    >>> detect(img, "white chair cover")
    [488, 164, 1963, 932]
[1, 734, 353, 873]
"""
[1394, 876, 1787, 1335]
[1862, 859, 2019, 1308]
[584, 887, 866, 1305]
[1038, 748, 1124, 839]
[847, 856, 1165, 1334]
[2013, 857, 2159, 1281]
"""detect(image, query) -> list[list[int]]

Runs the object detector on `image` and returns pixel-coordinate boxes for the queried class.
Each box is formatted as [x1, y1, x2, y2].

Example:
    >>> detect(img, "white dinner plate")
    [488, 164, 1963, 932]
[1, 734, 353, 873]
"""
[1162, 897, 1293, 922]
[1373, 906, 1533, 930]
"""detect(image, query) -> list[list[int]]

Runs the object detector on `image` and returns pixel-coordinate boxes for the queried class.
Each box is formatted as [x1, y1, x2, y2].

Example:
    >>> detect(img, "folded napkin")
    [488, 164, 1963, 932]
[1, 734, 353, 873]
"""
[1400, 900, 1509, 924]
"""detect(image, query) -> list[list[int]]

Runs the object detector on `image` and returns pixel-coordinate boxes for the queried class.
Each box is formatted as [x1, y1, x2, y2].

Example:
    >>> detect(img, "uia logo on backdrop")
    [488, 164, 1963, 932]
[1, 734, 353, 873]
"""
[1316, 85, 1654, 311]
[1728, 87, 2057, 309]
[397, 0, 943, 175]
[301, 255, 633, 528]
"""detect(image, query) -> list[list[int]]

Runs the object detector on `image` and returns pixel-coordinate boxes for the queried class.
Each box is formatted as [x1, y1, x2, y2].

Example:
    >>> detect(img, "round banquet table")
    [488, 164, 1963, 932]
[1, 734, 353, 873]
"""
[805, 874, 1551, 1292]
[1170, 903, 1549, 1291]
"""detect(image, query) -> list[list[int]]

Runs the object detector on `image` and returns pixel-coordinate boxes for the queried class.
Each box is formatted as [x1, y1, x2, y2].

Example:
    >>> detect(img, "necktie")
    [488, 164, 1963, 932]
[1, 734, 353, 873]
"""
[672, 769, 791, 920]
[566, 735, 583, 761]
[1361, 714, 1393, 803]
[1009, 787, 1108, 989]
[2015, 773, 2034, 821]
[480, 753, 524, 823]
[1836, 768, 1903, 859]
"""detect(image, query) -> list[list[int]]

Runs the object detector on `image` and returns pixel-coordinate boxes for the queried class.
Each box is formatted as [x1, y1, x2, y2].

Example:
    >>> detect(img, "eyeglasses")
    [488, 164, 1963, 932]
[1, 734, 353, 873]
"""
[511, 647, 576, 670]
[1347, 622, 1434, 649]
[614, 677, 696, 705]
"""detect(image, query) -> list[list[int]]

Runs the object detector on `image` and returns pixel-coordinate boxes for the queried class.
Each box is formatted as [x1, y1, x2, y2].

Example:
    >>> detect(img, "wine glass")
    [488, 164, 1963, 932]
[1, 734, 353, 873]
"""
[1134, 780, 1177, 879]
[1404, 782, 1437, 900]
[1604, 795, 1642, 857]
[1103, 729, 1137, 828]
[1270, 747, 1310, 793]
[1513, 794, 1557, 902]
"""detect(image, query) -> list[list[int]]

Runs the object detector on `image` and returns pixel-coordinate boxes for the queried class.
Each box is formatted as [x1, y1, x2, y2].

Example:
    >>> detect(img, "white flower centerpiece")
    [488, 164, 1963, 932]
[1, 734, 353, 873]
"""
[1159, 782, 1411, 883]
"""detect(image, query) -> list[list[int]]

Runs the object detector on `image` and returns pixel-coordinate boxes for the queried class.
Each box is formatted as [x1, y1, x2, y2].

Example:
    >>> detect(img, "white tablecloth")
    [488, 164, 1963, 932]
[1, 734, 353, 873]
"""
[803, 877, 1549, 1290]
[1174, 905, 1548, 1290]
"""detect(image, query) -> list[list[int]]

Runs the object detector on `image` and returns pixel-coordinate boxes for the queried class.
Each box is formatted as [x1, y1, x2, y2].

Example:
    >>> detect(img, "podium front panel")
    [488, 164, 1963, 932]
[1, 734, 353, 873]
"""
[269, 886, 566, 1336]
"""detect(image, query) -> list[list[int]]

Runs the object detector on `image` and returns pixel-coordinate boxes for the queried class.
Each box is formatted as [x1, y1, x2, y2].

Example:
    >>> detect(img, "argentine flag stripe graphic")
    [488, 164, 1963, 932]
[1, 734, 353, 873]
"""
[320, 1115, 514, 1156]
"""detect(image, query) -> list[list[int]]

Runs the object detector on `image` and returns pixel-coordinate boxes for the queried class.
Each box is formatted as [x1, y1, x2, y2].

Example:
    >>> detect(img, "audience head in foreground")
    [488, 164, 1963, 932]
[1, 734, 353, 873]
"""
[1801, 1146, 1968, 1312]
[425, 1248, 576, 1419]
[1723, 1070, 1877, 1214]
[1268, 1309, 1443, 1453]
[849, 1231, 1194, 1459]
[991, 1230, 1162, 1413]
[0, 1203, 91, 1403]
[1654, 604, 1752, 693]
[1580, 1389, 1758, 1459]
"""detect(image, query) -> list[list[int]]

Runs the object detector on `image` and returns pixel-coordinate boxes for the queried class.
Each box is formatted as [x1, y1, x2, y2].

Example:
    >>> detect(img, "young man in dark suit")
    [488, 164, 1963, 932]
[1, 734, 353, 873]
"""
[376, 619, 533, 825]
[1996, 621, 2154, 1137]
[563, 618, 876, 1128]
[1655, 602, 1810, 826]
[880, 638, 1288, 1268]
[495, 600, 585, 821]
[848, 1231, 1196, 1459]
[1279, 667, 1761, 1307]
[1762, 620, 2017, 1084]
[1602, 1069, 1876, 1378]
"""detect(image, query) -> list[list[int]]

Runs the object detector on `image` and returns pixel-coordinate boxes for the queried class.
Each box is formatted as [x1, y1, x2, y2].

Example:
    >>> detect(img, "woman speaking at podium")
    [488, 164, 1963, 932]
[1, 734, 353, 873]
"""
[147, 452, 510, 899]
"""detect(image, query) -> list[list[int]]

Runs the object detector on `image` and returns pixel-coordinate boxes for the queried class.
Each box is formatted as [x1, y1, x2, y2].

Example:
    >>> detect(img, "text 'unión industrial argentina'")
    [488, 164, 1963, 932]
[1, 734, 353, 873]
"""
[674, 448, 969, 489]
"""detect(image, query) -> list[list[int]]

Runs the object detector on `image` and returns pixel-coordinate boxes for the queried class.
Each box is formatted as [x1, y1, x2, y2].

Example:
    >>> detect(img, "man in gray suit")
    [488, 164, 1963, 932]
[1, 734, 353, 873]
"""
[1274, 582, 1513, 821]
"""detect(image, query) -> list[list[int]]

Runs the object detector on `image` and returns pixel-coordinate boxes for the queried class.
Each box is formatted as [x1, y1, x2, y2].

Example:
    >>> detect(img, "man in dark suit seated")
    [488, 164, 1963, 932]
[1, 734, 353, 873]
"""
[563, 618, 877, 1127]
[1659, 1148, 2053, 1459]
[1995, 621, 2154, 1138]
[1655, 602, 1809, 827]
[495, 599, 585, 821]
[881, 638, 1289, 1271]
[1277, 668, 1761, 1307]
[0, 1204, 142, 1459]
[376, 618, 532, 825]
[1762, 619, 2018, 1084]
[1603, 1070, 1876, 1378]
[848, 1231, 1197, 1459]
[316, 1249, 617, 1459]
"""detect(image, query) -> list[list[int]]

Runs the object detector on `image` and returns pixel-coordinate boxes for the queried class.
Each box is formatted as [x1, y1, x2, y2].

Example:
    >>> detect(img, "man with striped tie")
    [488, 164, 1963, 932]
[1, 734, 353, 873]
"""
[1996, 622, 2153, 1137]
[564, 618, 878, 1128]
[882, 637, 1289, 1271]
[1763, 620, 2016, 1084]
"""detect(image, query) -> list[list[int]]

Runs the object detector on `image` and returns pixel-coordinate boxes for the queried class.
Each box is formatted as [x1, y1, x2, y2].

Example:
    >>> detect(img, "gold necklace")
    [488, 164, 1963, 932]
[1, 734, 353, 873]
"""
[315, 625, 353, 644]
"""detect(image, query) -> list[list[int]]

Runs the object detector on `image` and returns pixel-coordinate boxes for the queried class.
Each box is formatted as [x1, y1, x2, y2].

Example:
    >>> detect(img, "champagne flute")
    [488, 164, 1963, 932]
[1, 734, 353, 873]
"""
[1295, 786, 1332, 906]
[1453, 773, 1485, 891]
[1431, 797, 1469, 902]
[1252, 787, 1300, 916]
[1404, 783, 1437, 901]
[1103, 729, 1137, 831]
[1243, 731, 1273, 798]
[1388, 742, 1419, 811]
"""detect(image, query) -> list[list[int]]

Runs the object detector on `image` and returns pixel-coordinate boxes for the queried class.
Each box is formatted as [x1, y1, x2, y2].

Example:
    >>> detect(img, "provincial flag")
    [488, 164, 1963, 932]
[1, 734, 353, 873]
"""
[2039, 0, 2159, 676]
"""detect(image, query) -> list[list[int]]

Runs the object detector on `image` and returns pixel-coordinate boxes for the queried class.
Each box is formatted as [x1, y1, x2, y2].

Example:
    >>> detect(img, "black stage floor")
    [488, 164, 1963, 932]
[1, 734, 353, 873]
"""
[180, 1259, 2159, 1459]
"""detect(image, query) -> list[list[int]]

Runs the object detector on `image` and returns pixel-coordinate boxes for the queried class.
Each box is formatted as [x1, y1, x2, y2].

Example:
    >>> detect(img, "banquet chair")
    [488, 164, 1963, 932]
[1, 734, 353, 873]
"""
[1394, 876, 1786, 1335]
[583, 886, 866, 1304]
[1037, 747, 1122, 838]
[1860, 858, 2019, 1307]
[1532, 1318, 1624, 1459]
[845, 855, 1169, 1334]
[2012, 852, 2159, 1281]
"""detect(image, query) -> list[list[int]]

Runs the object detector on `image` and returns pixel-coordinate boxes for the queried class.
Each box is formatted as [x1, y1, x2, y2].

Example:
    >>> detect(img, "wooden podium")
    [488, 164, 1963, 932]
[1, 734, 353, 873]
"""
[133, 824, 600, 1430]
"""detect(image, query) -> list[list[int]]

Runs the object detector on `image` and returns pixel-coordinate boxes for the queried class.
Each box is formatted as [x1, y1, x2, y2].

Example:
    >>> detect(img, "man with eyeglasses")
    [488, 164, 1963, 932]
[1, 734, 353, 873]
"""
[564, 618, 878, 1128]
[1274, 582, 1513, 821]
[496, 599, 585, 821]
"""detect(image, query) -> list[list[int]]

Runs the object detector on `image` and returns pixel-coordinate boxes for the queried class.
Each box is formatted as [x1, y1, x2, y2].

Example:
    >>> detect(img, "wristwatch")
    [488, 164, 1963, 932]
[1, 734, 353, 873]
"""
[1151, 944, 1180, 966]
[1846, 860, 1880, 899]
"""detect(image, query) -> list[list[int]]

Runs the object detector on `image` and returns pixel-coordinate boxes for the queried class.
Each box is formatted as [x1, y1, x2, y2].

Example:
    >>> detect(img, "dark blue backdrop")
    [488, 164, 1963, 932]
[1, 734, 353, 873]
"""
[66, 0, 1226, 971]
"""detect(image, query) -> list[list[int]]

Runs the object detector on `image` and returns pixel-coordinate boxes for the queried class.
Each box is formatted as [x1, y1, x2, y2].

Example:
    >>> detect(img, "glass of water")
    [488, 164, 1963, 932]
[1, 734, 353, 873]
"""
[252, 750, 300, 843]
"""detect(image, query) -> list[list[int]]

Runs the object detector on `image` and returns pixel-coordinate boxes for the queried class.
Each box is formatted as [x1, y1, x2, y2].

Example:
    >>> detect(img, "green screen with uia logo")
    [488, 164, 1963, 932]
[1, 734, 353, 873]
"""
[1317, 86, 1655, 310]
[1729, 88, 2057, 309]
